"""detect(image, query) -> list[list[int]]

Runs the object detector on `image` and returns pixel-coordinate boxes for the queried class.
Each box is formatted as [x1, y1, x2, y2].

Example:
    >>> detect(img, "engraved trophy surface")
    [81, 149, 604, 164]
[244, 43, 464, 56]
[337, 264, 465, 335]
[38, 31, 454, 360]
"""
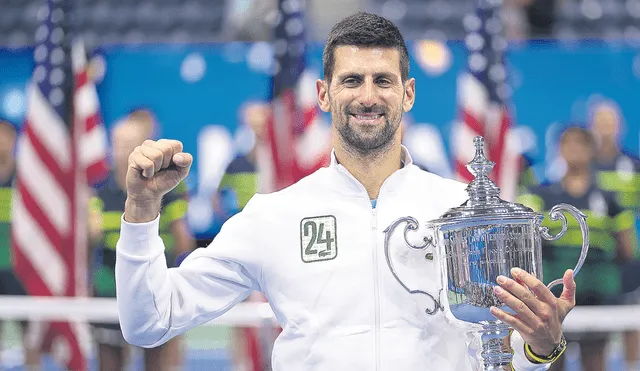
[383, 136, 590, 370]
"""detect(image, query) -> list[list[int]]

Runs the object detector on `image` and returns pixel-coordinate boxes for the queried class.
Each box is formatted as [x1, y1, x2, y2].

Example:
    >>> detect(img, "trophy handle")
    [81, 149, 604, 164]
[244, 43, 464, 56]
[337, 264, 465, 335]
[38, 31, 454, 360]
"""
[538, 203, 589, 290]
[383, 216, 442, 315]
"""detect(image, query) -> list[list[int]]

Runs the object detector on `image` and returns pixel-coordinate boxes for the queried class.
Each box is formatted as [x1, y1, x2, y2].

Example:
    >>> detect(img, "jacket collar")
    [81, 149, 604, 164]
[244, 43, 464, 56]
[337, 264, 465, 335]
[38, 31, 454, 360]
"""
[328, 145, 414, 196]
[329, 145, 414, 168]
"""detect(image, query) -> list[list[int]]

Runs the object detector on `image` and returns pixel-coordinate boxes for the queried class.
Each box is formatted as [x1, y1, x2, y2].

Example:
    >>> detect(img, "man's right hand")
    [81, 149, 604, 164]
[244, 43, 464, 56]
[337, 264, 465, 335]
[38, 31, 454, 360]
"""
[124, 139, 193, 223]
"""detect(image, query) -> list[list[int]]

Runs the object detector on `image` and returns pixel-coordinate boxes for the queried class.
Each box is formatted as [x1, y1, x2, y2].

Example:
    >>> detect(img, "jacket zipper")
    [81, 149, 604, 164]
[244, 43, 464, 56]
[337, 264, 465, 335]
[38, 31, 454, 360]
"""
[371, 204, 381, 371]
[336, 164, 401, 371]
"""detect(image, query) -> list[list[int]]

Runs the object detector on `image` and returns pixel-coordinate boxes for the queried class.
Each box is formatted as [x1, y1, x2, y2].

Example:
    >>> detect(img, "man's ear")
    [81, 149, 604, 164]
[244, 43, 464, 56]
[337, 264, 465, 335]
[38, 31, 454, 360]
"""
[403, 78, 416, 112]
[316, 79, 330, 112]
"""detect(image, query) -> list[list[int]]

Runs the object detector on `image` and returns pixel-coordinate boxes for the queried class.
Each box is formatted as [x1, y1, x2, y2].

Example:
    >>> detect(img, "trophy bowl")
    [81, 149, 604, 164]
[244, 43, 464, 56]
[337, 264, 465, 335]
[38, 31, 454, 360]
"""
[383, 136, 589, 370]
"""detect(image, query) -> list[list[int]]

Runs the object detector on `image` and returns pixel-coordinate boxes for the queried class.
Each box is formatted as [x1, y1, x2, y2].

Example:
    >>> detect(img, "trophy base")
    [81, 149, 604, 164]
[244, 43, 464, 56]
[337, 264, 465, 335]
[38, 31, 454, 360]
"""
[473, 322, 513, 371]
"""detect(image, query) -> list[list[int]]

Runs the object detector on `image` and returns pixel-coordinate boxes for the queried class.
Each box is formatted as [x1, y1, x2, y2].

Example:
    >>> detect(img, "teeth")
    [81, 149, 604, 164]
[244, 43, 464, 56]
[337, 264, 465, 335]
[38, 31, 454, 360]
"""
[354, 114, 381, 120]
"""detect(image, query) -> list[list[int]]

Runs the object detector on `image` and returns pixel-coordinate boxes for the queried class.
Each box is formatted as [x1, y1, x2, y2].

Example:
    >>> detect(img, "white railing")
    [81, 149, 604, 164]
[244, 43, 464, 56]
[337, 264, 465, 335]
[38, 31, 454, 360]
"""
[0, 296, 638, 332]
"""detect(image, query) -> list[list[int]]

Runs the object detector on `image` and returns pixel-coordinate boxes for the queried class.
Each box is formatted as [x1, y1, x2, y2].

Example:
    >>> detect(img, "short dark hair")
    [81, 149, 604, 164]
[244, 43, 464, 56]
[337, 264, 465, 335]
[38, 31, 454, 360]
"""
[322, 12, 410, 83]
[560, 125, 594, 149]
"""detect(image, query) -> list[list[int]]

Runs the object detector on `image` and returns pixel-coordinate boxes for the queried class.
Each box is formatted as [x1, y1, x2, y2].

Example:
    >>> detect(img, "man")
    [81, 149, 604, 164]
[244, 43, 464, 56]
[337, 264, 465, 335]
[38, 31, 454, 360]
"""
[591, 101, 640, 212]
[589, 101, 640, 370]
[89, 111, 194, 371]
[115, 13, 574, 370]
[518, 126, 636, 371]
[0, 120, 42, 370]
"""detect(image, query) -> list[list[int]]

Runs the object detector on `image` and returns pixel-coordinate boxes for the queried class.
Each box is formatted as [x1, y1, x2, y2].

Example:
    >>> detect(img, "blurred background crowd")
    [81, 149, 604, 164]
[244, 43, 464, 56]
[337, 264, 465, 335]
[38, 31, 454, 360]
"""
[0, 0, 640, 370]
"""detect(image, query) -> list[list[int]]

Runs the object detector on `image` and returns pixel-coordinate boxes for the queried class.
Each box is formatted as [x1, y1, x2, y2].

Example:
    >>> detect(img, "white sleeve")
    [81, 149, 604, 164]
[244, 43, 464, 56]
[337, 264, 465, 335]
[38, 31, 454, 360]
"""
[510, 331, 552, 371]
[115, 195, 265, 348]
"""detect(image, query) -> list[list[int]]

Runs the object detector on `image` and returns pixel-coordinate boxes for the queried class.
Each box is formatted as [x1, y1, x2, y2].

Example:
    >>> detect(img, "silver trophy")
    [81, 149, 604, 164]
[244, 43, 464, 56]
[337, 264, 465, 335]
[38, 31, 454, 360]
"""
[383, 136, 589, 370]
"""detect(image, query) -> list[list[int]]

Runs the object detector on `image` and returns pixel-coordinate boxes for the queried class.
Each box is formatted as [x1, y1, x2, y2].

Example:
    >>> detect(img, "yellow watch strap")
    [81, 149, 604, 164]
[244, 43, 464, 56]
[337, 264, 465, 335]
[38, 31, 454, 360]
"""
[524, 340, 566, 364]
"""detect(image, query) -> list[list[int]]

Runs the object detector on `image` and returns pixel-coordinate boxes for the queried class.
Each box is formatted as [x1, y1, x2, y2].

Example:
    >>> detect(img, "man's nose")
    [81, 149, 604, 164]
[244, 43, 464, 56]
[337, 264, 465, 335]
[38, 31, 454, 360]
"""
[358, 80, 377, 107]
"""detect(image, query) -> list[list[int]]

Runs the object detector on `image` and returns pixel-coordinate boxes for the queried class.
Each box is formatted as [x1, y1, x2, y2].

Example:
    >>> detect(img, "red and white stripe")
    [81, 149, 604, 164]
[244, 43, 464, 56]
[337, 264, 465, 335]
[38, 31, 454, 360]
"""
[293, 69, 331, 173]
[13, 84, 73, 297]
[72, 41, 109, 186]
[267, 90, 298, 191]
[10, 39, 105, 371]
[265, 70, 331, 193]
[453, 73, 520, 201]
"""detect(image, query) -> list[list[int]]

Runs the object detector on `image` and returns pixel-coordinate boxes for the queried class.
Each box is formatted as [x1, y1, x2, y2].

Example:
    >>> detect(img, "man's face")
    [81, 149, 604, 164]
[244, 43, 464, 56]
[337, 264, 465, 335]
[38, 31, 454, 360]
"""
[560, 131, 593, 169]
[0, 124, 16, 168]
[591, 105, 618, 145]
[316, 46, 415, 155]
[243, 103, 271, 140]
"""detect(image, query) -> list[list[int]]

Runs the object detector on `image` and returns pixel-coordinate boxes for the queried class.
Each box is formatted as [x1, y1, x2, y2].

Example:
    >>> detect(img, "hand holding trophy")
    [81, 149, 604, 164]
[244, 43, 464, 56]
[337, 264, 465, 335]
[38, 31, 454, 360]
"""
[383, 136, 589, 370]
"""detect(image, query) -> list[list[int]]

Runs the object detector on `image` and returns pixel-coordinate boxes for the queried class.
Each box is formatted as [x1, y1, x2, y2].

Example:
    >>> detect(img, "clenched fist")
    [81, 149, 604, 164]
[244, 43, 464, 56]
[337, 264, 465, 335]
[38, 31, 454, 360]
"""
[124, 139, 193, 223]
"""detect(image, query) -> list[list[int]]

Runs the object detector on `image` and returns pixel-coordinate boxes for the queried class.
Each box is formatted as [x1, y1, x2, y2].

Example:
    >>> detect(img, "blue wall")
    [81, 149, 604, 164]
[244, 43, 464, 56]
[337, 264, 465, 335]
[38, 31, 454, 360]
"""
[1, 40, 639, 188]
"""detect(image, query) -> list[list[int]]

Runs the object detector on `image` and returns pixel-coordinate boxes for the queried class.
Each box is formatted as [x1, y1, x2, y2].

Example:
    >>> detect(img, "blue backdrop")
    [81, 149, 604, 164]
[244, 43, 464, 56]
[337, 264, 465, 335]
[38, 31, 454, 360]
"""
[1, 40, 639, 190]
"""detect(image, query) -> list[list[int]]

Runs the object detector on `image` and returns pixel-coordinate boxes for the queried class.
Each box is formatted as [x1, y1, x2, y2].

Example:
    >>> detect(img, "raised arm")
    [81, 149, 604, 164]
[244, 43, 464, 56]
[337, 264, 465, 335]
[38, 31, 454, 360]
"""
[115, 139, 264, 348]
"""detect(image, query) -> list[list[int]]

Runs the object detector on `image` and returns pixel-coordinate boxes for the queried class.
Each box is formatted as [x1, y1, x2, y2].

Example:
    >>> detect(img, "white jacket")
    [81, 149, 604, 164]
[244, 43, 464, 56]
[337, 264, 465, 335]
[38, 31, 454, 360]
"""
[115, 147, 550, 371]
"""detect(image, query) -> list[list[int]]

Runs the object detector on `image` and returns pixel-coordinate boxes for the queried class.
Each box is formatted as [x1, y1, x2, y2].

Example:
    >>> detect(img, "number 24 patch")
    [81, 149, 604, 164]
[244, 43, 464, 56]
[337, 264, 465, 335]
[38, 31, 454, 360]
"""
[300, 215, 337, 263]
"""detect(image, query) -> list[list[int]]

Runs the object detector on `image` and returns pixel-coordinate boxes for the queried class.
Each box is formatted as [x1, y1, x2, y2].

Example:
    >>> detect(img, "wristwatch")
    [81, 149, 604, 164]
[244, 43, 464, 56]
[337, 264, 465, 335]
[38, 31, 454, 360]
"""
[524, 335, 567, 364]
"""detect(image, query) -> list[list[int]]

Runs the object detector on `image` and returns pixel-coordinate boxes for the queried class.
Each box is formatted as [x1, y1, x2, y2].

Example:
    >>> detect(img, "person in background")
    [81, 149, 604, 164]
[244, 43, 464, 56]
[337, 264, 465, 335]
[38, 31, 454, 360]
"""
[0, 120, 42, 370]
[221, 102, 280, 371]
[218, 104, 264, 212]
[589, 100, 640, 370]
[591, 101, 640, 214]
[88, 110, 195, 371]
[518, 154, 540, 191]
[194, 102, 270, 244]
[518, 126, 636, 371]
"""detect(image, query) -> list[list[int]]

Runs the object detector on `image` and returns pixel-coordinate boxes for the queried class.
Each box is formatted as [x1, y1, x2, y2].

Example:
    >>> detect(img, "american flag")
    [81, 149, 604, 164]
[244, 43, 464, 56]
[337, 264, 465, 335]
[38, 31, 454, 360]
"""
[453, 0, 520, 201]
[266, 0, 331, 191]
[10, 0, 105, 369]
[73, 41, 109, 187]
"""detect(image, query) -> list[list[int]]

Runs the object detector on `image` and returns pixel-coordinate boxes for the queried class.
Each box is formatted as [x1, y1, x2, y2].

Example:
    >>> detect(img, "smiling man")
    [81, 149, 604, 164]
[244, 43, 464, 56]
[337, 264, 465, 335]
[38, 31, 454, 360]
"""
[114, 12, 574, 370]
[322, 48, 408, 156]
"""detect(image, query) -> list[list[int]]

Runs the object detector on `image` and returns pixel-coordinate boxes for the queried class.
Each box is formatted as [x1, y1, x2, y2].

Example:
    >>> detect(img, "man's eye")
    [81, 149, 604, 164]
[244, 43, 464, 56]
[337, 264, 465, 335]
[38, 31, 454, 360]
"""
[377, 79, 391, 85]
[344, 78, 359, 85]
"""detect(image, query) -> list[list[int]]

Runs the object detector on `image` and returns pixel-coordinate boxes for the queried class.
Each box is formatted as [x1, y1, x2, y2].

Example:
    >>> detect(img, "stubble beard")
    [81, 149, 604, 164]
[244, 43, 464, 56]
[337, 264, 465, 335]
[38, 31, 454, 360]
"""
[331, 98, 402, 158]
